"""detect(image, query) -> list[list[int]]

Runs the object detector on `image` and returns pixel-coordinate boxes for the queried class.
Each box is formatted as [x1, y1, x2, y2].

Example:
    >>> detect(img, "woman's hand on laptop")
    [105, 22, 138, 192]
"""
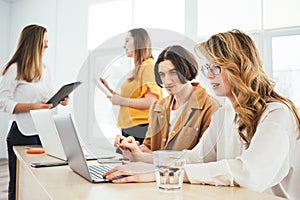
[103, 162, 155, 183]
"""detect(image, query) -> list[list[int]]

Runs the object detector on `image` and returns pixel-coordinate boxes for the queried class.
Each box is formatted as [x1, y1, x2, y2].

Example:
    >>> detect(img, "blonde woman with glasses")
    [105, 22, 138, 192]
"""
[103, 30, 300, 200]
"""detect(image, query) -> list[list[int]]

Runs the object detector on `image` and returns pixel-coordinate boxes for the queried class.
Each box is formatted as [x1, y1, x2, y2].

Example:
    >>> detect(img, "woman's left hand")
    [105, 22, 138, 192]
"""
[103, 162, 156, 183]
[59, 96, 69, 106]
[109, 95, 129, 106]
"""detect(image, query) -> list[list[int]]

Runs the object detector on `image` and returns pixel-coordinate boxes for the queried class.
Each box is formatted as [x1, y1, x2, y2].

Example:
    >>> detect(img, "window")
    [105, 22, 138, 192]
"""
[88, 0, 184, 51]
[272, 34, 300, 109]
[88, 0, 185, 142]
[264, 0, 300, 29]
[197, 0, 261, 38]
[88, 0, 132, 50]
[133, 0, 184, 34]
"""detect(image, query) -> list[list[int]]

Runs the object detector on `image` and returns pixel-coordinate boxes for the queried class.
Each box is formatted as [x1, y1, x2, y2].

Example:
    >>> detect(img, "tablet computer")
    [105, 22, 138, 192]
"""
[47, 81, 82, 108]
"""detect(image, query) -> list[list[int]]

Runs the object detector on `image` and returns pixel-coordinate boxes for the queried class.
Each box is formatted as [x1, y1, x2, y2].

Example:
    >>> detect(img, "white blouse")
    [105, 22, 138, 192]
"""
[0, 63, 55, 136]
[184, 100, 300, 200]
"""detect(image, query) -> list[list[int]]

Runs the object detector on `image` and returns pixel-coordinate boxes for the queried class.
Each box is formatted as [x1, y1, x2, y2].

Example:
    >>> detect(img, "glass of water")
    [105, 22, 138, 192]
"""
[153, 150, 186, 192]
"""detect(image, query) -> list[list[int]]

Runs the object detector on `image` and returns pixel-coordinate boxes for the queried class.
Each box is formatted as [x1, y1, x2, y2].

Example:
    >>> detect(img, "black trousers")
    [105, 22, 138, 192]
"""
[6, 121, 41, 200]
[121, 123, 149, 145]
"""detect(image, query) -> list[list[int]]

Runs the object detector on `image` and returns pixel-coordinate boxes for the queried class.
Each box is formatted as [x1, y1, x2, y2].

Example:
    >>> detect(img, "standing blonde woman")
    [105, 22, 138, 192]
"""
[100, 28, 162, 145]
[0, 24, 69, 200]
[104, 30, 300, 200]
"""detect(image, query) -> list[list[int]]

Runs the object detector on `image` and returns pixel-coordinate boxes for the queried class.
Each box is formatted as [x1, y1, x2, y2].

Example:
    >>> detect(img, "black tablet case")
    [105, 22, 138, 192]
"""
[47, 81, 82, 108]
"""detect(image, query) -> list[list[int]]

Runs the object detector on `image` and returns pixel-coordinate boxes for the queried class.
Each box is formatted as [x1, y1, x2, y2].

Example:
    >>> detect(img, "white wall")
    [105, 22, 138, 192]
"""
[9, 0, 58, 73]
[0, 0, 11, 159]
[0, 0, 88, 158]
[0, 1, 10, 66]
[9, 0, 88, 85]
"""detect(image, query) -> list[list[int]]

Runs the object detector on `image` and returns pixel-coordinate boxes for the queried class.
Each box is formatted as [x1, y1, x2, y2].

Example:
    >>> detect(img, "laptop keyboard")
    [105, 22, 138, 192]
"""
[89, 165, 111, 180]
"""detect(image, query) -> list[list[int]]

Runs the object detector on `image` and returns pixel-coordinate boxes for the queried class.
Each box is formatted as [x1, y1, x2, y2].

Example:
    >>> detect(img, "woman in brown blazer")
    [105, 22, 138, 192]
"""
[115, 45, 220, 153]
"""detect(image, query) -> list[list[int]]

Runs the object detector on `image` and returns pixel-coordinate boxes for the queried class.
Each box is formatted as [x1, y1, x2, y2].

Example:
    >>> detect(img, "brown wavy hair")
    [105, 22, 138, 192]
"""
[195, 29, 300, 148]
[127, 28, 153, 81]
[2, 24, 47, 82]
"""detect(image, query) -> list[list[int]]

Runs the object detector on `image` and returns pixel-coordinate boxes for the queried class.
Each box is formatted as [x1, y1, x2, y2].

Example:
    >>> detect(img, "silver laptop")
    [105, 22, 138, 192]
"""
[30, 109, 97, 161]
[53, 114, 113, 183]
[31, 109, 67, 161]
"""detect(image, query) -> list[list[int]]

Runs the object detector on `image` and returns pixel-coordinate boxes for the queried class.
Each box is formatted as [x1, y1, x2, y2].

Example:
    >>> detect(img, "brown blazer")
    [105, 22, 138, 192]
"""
[143, 82, 220, 151]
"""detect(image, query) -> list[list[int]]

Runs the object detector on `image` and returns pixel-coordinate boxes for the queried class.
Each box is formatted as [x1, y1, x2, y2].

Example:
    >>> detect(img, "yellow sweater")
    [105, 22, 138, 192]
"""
[118, 58, 162, 128]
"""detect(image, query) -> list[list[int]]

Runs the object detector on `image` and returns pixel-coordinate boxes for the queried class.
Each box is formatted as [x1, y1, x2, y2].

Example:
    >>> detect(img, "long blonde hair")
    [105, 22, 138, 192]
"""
[2, 24, 46, 82]
[127, 28, 153, 81]
[196, 29, 300, 147]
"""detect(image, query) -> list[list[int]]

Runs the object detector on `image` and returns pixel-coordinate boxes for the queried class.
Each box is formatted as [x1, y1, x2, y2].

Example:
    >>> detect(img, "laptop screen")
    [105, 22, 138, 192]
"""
[30, 109, 67, 160]
[53, 114, 92, 181]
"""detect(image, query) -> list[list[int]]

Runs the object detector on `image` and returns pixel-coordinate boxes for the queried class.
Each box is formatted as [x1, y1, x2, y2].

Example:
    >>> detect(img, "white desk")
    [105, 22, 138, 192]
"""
[14, 146, 286, 200]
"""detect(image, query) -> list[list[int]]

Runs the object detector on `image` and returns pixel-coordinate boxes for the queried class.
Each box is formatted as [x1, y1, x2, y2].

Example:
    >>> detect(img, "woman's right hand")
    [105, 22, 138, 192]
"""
[103, 162, 156, 183]
[99, 77, 115, 95]
[120, 136, 142, 153]
[99, 77, 108, 87]
[114, 135, 141, 153]
[114, 135, 126, 148]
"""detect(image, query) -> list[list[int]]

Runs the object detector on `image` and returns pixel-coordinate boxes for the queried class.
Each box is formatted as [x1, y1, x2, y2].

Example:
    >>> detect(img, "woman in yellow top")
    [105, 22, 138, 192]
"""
[100, 28, 162, 144]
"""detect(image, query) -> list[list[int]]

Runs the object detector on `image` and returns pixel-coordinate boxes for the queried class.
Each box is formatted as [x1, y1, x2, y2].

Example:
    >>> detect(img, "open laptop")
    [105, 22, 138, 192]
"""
[53, 114, 114, 183]
[30, 109, 97, 161]
[30, 109, 67, 160]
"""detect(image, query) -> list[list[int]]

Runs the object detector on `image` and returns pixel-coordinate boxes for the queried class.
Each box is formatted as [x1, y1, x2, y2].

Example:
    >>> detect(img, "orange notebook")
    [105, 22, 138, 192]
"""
[26, 148, 45, 154]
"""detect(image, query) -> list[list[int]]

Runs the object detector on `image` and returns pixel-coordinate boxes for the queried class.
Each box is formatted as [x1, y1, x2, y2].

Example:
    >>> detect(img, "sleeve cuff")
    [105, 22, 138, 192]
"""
[6, 101, 18, 114]
[185, 160, 234, 186]
[141, 83, 162, 98]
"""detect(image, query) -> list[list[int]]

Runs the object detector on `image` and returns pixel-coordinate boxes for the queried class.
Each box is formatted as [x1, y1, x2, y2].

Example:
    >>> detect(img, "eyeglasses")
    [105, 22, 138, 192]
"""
[201, 64, 221, 76]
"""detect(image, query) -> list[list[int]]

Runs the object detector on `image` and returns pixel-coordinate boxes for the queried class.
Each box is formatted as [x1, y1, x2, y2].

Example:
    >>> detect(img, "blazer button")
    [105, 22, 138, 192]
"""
[163, 138, 166, 142]
[160, 115, 164, 118]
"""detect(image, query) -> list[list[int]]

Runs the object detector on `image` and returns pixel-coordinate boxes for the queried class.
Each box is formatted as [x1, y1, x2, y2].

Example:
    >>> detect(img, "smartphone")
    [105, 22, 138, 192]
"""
[31, 161, 68, 168]
[25, 145, 43, 149]
[97, 158, 129, 164]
